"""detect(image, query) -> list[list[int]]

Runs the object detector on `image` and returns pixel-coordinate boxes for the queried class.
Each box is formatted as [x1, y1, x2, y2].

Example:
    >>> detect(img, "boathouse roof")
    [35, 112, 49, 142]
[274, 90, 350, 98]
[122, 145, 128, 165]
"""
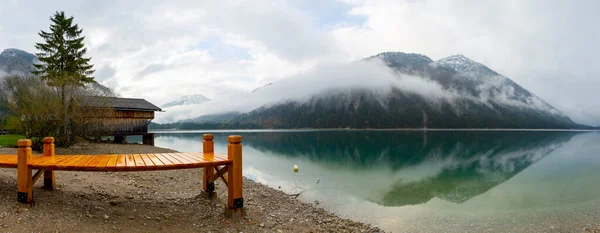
[81, 96, 162, 112]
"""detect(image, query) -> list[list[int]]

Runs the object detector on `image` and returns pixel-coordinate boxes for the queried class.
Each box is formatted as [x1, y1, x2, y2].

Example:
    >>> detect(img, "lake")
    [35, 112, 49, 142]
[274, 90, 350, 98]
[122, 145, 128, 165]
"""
[150, 130, 600, 232]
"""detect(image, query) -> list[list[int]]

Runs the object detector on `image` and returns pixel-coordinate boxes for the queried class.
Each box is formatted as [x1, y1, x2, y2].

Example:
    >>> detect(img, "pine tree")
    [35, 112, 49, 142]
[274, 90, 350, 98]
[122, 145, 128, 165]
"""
[33, 11, 95, 92]
[32, 11, 95, 146]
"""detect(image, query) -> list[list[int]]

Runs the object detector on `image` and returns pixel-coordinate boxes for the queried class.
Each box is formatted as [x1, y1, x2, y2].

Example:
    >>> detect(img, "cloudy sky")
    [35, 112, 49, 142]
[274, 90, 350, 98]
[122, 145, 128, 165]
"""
[0, 0, 598, 125]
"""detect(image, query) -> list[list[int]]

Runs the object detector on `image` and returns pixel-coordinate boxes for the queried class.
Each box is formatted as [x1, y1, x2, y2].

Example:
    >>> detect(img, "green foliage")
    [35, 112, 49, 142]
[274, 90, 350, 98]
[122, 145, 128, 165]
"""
[3, 116, 24, 133]
[2, 76, 63, 150]
[0, 134, 26, 148]
[0, 94, 9, 131]
[33, 11, 95, 87]
[2, 75, 115, 150]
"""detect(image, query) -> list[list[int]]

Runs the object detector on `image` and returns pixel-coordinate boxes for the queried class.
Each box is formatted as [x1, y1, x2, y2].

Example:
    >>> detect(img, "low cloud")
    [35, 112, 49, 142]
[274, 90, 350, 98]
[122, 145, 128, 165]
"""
[155, 58, 562, 123]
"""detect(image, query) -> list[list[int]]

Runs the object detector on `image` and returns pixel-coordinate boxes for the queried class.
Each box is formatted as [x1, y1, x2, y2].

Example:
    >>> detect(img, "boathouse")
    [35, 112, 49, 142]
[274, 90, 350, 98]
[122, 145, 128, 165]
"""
[81, 96, 162, 145]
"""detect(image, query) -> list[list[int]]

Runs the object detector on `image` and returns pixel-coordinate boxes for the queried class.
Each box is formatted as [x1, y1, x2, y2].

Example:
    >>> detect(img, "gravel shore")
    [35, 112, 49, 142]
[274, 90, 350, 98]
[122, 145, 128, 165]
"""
[0, 143, 383, 232]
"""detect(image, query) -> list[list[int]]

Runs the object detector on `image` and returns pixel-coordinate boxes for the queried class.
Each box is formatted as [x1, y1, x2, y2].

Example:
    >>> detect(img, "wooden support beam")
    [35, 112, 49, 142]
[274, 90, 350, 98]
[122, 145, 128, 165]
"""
[214, 166, 228, 186]
[201, 134, 216, 198]
[17, 139, 32, 203]
[43, 137, 55, 190]
[209, 165, 229, 184]
[225, 135, 245, 219]
[32, 170, 44, 185]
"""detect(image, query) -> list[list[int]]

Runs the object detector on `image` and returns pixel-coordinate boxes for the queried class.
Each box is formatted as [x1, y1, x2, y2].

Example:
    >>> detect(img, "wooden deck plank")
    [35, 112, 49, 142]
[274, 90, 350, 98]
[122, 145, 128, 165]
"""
[161, 153, 187, 168]
[0, 155, 17, 168]
[146, 154, 166, 168]
[162, 153, 187, 167]
[125, 154, 136, 170]
[152, 154, 174, 167]
[34, 155, 72, 169]
[85, 156, 104, 170]
[105, 156, 118, 169]
[0, 155, 16, 162]
[57, 156, 87, 169]
[44, 156, 78, 169]
[199, 153, 216, 163]
[31, 156, 57, 165]
[182, 152, 204, 163]
[115, 155, 127, 170]
[200, 152, 228, 162]
[170, 153, 199, 167]
[95, 156, 112, 170]
[214, 153, 229, 161]
[69, 156, 96, 169]
[139, 154, 156, 170]
[170, 152, 196, 165]
[132, 154, 145, 167]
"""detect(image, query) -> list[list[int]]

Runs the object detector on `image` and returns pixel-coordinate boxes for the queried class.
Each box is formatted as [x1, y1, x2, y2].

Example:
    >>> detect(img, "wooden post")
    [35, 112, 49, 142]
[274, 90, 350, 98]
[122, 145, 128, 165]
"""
[225, 135, 245, 219]
[201, 134, 216, 198]
[43, 137, 55, 190]
[142, 133, 155, 146]
[17, 139, 32, 203]
[114, 135, 126, 144]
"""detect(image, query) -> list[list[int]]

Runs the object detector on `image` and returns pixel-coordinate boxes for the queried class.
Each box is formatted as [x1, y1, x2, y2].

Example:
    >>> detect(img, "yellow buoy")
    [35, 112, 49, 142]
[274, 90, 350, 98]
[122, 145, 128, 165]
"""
[293, 164, 299, 173]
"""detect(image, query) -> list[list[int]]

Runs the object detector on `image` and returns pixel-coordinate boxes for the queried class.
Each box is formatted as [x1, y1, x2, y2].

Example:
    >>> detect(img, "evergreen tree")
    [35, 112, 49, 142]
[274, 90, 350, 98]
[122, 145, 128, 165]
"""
[33, 11, 95, 94]
[32, 11, 95, 146]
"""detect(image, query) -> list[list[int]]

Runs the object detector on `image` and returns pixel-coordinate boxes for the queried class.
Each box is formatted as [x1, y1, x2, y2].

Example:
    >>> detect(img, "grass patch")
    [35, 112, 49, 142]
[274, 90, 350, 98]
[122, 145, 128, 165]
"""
[0, 135, 26, 148]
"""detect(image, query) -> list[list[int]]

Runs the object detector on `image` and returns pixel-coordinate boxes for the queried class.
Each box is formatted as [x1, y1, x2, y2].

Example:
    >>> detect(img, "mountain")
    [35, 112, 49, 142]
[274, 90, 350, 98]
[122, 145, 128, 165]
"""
[0, 48, 116, 96]
[161, 94, 210, 108]
[0, 48, 37, 76]
[231, 52, 583, 129]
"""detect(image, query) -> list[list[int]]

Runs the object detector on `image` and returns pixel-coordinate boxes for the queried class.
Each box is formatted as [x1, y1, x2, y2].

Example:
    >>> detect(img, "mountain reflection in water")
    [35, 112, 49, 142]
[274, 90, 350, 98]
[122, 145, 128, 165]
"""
[155, 130, 578, 207]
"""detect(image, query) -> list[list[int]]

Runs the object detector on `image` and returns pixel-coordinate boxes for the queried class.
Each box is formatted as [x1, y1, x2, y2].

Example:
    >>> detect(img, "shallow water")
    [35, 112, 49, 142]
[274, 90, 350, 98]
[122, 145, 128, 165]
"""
[151, 130, 600, 232]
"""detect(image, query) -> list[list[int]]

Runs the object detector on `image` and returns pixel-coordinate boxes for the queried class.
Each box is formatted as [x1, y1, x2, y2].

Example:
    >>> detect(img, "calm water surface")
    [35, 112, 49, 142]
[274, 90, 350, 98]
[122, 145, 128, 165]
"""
[151, 130, 600, 232]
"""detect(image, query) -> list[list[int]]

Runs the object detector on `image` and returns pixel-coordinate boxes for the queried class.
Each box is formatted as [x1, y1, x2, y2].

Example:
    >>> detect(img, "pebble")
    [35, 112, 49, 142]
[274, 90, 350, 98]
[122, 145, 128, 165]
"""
[109, 200, 121, 206]
[103, 215, 110, 220]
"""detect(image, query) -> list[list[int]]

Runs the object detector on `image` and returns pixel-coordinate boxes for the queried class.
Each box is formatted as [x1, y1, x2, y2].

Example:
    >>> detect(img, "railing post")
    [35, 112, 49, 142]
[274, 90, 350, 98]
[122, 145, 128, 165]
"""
[225, 135, 245, 219]
[17, 139, 32, 203]
[201, 134, 216, 198]
[43, 137, 55, 190]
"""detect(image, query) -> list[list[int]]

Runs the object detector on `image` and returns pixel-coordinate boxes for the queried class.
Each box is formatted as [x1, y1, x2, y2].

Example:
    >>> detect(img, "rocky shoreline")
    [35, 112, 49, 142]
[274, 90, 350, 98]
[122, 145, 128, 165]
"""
[0, 143, 384, 232]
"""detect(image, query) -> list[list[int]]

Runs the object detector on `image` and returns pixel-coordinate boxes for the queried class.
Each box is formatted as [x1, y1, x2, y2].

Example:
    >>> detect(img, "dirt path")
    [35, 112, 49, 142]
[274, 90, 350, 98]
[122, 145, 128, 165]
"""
[0, 143, 383, 232]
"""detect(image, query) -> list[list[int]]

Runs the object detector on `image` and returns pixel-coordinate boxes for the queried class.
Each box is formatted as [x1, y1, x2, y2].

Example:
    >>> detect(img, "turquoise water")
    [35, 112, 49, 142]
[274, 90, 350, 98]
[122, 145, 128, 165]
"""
[152, 130, 600, 232]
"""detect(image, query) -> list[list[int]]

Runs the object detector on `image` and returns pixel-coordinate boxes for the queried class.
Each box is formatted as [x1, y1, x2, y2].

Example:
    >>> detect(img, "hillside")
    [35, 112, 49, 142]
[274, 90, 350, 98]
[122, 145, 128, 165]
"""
[229, 52, 582, 129]
[0, 48, 37, 76]
[0, 48, 115, 96]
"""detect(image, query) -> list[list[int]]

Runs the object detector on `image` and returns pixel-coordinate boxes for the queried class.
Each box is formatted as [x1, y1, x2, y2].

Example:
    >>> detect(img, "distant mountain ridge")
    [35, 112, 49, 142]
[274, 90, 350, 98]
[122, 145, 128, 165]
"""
[157, 51, 585, 129]
[161, 94, 210, 108]
[0, 48, 116, 96]
[0, 48, 37, 76]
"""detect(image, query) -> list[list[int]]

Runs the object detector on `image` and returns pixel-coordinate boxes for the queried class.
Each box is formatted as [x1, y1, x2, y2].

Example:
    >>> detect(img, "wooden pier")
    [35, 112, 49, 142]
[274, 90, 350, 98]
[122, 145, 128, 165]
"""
[0, 134, 245, 219]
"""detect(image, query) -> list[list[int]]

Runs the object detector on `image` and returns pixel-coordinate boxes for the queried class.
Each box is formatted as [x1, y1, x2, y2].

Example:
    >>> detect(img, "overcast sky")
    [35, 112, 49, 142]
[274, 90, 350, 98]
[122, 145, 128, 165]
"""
[0, 0, 598, 125]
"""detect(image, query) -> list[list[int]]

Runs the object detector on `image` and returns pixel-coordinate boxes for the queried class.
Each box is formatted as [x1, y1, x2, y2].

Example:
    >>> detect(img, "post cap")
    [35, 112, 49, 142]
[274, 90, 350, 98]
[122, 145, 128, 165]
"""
[17, 139, 32, 148]
[203, 134, 214, 140]
[228, 135, 242, 144]
[44, 137, 55, 143]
